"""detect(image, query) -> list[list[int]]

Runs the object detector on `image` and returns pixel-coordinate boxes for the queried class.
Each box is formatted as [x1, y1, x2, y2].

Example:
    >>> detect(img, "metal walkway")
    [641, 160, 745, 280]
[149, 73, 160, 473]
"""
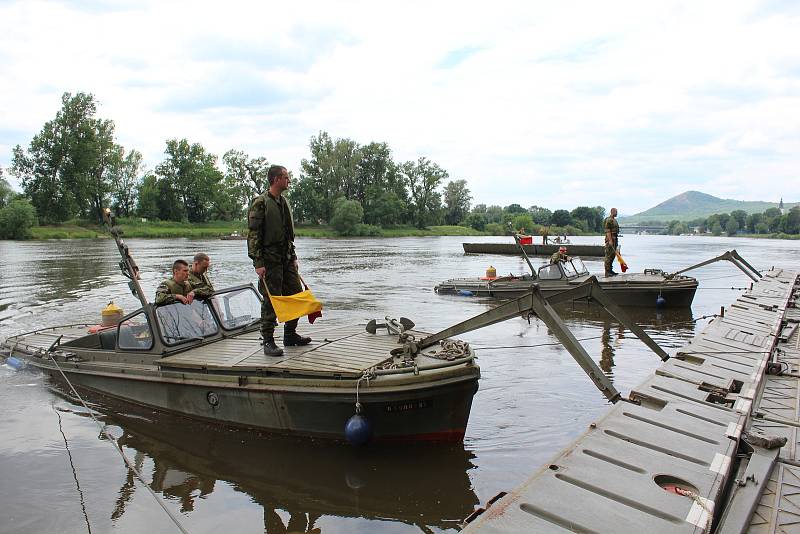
[463, 268, 799, 534]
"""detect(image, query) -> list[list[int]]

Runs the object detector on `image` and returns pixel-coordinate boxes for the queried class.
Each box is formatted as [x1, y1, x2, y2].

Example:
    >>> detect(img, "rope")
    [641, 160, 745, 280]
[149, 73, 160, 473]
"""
[45, 354, 190, 534]
[673, 487, 713, 533]
[430, 339, 471, 361]
[54, 402, 92, 534]
[355, 369, 376, 412]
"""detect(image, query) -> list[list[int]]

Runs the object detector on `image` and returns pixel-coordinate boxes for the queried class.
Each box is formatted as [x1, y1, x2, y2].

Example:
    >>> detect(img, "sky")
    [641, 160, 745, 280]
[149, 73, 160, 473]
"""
[1, 0, 798, 216]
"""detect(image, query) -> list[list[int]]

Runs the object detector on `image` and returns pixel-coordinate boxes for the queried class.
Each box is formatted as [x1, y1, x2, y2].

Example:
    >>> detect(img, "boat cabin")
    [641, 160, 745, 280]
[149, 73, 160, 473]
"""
[535, 257, 590, 281]
[61, 284, 263, 355]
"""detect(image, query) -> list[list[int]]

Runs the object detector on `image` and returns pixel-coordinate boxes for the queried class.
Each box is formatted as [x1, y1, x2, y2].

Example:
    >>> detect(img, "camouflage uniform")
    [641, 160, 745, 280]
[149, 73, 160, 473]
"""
[188, 271, 214, 299]
[247, 191, 302, 341]
[550, 251, 569, 264]
[603, 215, 620, 275]
[154, 278, 193, 305]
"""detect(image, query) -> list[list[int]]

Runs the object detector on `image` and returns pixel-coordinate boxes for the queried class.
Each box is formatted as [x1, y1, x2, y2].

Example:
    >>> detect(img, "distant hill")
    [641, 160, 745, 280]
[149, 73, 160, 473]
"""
[620, 191, 798, 224]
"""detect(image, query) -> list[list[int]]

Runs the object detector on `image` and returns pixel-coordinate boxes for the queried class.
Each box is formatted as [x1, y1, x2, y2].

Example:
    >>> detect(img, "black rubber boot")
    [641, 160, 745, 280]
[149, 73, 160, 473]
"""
[284, 332, 312, 346]
[263, 338, 284, 356]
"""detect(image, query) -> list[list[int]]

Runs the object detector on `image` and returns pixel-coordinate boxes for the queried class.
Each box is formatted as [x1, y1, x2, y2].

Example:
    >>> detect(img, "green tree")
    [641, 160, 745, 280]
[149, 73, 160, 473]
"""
[443, 179, 472, 225]
[724, 218, 739, 236]
[11, 92, 124, 222]
[755, 222, 769, 234]
[296, 132, 361, 223]
[528, 205, 552, 225]
[571, 206, 597, 232]
[485, 205, 504, 223]
[0, 199, 38, 239]
[785, 207, 800, 234]
[136, 172, 160, 220]
[222, 150, 270, 215]
[155, 139, 224, 222]
[110, 148, 143, 216]
[358, 142, 405, 225]
[746, 213, 762, 233]
[464, 212, 487, 231]
[401, 157, 446, 228]
[0, 175, 15, 209]
[512, 214, 534, 233]
[330, 198, 364, 235]
[551, 209, 572, 227]
[730, 210, 747, 229]
[711, 222, 723, 236]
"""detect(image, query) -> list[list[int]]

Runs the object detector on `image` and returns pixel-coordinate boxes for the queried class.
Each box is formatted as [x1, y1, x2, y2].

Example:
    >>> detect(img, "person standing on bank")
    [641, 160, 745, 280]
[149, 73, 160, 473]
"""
[603, 207, 620, 277]
[188, 252, 214, 299]
[247, 165, 312, 356]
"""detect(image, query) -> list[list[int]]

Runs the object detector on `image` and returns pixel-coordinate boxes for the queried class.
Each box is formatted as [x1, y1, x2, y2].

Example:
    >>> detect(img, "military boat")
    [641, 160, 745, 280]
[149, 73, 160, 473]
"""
[463, 242, 605, 257]
[0, 287, 481, 442]
[435, 256, 699, 308]
[0, 211, 480, 443]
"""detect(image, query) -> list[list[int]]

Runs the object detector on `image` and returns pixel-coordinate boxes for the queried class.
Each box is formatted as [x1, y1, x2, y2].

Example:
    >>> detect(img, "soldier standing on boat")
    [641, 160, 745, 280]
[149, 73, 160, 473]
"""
[603, 207, 620, 277]
[188, 252, 214, 299]
[247, 165, 312, 356]
[154, 259, 195, 305]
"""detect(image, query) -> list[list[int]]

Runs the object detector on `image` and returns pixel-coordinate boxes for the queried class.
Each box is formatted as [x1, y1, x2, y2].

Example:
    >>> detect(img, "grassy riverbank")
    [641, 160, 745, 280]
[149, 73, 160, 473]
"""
[27, 219, 491, 239]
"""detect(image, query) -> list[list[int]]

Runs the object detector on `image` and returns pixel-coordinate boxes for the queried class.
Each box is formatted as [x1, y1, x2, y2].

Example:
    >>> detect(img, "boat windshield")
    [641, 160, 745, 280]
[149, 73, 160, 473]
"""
[570, 258, 589, 275]
[562, 261, 578, 278]
[538, 263, 563, 280]
[155, 300, 219, 345]
[212, 286, 262, 330]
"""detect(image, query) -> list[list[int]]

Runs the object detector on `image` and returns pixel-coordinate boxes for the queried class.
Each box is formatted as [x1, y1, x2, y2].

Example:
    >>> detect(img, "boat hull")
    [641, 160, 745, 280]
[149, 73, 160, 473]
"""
[28, 359, 480, 442]
[463, 242, 605, 257]
[434, 276, 697, 308]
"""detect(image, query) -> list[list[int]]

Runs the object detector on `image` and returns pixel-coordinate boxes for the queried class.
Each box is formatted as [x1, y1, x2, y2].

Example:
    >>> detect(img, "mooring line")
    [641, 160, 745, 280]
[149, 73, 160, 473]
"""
[54, 402, 93, 534]
[46, 355, 190, 534]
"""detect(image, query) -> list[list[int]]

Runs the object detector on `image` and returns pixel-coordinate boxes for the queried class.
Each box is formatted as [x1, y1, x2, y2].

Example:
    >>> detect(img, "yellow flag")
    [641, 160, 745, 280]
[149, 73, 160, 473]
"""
[267, 289, 323, 323]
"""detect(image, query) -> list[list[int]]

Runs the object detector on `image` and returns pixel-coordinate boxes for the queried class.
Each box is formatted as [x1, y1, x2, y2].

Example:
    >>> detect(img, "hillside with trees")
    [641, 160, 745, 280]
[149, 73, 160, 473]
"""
[621, 191, 798, 223]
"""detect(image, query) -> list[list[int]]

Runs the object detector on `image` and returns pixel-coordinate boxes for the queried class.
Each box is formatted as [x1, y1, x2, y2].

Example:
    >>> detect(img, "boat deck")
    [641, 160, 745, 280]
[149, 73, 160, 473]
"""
[5, 323, 441, 379]
[462, 267, 799, 533]
[157, 324, 413, 377]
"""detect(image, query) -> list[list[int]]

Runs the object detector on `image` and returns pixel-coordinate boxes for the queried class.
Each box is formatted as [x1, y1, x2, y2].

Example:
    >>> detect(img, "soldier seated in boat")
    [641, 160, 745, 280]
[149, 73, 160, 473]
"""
[550, 246, 570, 264]
[188, 252, 214, 299]
[155, 259, 196, 305]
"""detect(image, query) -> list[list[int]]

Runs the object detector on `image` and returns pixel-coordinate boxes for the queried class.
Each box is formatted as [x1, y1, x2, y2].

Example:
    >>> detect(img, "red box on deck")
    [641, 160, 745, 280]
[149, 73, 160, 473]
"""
[519, 235, 533, 245]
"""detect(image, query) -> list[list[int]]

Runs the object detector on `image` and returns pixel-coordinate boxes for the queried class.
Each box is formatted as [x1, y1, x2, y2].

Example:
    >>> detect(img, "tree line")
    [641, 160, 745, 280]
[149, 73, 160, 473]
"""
[2, 91, 619, 239]
[656, 207, 800, 236]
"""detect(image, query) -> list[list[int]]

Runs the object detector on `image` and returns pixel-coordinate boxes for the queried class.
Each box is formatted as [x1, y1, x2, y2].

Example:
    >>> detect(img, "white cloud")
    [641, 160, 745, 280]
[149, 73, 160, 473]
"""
[1, 0, 799, 214]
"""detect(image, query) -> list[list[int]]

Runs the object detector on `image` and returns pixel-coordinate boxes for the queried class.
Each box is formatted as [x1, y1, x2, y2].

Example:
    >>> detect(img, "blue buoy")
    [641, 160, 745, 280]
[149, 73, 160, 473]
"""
[457, 289, 474, 297]
[345, 413, 372, 446]
[656, 295, 666, 308]
[5, 357, 25, 371]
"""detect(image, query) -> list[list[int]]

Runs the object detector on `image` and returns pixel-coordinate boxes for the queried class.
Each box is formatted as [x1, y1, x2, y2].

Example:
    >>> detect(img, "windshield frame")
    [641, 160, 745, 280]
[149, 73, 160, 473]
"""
[210, 285, 263, 331]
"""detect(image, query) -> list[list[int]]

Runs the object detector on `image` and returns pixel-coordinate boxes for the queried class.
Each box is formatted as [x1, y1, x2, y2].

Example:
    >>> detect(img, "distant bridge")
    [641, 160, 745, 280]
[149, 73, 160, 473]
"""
[618, 224, 668, 234]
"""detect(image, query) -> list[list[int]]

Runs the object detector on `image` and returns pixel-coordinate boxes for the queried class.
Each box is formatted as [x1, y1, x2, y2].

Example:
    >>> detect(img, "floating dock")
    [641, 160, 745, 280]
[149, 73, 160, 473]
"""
[463, 267, 800, 533]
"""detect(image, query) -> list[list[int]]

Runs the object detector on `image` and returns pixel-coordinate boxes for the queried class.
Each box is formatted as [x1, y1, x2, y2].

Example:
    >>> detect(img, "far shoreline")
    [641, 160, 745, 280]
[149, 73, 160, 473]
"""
[12, 221, 799, 241]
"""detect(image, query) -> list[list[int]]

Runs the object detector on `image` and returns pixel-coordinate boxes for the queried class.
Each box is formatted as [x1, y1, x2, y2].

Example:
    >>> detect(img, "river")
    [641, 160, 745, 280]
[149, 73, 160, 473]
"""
[1, 235, 798, 533]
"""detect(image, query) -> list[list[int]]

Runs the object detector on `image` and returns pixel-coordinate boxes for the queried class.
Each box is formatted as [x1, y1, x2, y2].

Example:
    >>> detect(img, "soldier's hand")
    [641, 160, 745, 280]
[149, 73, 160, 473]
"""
[186, 291, 195, 305]
[255, 266, 266, 278]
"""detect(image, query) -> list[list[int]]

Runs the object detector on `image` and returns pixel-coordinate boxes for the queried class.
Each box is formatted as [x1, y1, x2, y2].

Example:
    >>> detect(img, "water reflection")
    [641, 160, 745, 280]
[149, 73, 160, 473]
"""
[55, 390, 479, 532]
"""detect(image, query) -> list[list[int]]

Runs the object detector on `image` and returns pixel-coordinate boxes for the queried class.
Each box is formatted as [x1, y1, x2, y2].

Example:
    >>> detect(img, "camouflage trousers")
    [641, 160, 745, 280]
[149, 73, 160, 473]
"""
[604, 240, 617, 274]
[258, 258, 303, 339]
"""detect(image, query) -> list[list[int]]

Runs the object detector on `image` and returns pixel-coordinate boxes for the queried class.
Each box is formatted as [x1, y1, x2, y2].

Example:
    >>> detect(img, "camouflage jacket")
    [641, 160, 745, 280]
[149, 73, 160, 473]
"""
[550, 252, 569, 264]
[603, 216, 619, 238]
[247, 192, 296, 269]
[188, 271, 214, 299]
[154, 278, 193, 305]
